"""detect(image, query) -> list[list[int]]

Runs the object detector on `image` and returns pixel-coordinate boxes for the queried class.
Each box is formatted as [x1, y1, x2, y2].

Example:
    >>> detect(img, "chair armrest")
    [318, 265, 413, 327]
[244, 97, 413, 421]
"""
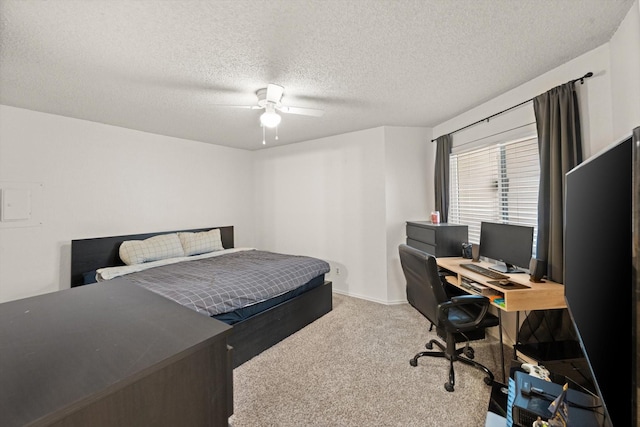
[450, 294, 488, 304]
[437, 295, 490, 330]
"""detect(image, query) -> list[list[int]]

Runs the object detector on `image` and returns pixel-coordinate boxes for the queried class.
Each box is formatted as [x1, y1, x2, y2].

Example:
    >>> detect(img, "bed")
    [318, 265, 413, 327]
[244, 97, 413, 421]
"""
[70, 225, 333, 367]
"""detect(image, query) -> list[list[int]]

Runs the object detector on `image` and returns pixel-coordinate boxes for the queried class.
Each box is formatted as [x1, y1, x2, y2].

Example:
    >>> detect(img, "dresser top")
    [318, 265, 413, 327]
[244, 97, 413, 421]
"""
[0, 278, 231, 426]
[407, 221, 467, 228]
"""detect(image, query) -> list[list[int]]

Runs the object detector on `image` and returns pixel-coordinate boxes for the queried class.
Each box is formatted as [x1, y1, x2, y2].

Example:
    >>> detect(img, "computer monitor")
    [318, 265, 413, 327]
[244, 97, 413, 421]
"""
[479, 221, 534, 273]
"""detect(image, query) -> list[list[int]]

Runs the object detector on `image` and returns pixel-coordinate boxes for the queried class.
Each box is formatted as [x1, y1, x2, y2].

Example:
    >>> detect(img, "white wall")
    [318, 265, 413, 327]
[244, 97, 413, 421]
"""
[384, 126, 433, 303]
[253, 126, 431, 304]
[610, 0, 640, 141]
[253, 127, 389, 302]
[0, 106, 254, 302]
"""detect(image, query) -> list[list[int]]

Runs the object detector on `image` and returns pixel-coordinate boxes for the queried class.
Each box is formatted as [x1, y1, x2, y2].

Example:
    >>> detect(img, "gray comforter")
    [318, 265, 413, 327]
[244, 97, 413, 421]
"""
[122, 249, 330, 316]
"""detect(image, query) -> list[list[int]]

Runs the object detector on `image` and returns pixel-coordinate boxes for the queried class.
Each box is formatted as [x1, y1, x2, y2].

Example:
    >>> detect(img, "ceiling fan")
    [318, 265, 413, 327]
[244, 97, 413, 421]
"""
[223, 84, 324, 143]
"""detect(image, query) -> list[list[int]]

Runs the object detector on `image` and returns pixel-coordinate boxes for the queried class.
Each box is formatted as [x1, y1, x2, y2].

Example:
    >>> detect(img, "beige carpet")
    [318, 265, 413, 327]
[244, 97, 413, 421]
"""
[229, 293, 507, 427]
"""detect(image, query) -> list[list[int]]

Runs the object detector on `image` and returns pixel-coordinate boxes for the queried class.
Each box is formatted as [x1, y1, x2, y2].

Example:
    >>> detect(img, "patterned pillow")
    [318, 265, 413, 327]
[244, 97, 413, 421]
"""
[178, 228, 224, 256]
[119, 233, 185, 265]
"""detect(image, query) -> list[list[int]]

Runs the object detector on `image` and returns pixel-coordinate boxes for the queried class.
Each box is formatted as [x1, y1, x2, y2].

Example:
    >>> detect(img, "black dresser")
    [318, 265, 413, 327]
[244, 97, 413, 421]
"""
[0, 278, 233, 427]
[406, 221, 468, 257]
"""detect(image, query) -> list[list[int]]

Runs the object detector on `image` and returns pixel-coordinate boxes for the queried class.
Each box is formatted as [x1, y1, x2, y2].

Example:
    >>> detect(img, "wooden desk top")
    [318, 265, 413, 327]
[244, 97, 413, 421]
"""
[436, 257, 566, 312]
[0, 278, 231, 427]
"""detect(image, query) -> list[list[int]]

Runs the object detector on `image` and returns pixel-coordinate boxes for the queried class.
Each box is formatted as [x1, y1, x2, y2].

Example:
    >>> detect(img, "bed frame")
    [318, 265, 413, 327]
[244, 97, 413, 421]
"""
[70, 226, 333, 367]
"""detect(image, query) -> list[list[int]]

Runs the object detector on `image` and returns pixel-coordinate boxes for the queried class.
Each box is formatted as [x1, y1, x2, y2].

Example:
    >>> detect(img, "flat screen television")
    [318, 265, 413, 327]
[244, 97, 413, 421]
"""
[564, 126, 639, 427]
[479, 221, 534, 273]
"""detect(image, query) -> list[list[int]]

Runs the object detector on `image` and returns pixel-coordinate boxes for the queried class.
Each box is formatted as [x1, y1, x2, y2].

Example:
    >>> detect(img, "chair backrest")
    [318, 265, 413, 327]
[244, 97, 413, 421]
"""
[399, 244, 449, 326]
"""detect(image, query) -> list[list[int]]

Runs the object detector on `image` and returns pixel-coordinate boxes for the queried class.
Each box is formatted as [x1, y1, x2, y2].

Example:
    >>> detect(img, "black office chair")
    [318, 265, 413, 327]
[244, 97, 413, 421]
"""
[399, 243, 499, 392]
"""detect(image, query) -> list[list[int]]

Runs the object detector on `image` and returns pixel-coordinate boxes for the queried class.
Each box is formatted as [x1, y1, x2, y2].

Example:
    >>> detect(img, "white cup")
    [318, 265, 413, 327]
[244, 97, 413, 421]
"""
[431, 211, 440, 224]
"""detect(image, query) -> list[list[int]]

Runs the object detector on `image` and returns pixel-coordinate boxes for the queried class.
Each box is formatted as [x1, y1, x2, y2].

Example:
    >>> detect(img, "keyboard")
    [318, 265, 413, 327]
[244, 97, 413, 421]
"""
[460, 263, 509, 280]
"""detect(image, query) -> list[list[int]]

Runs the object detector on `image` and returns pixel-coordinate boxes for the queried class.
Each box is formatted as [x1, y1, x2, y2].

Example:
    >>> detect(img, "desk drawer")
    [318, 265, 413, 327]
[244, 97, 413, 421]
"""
[406, 225, 436, 244]
[406, 238, 436, 255]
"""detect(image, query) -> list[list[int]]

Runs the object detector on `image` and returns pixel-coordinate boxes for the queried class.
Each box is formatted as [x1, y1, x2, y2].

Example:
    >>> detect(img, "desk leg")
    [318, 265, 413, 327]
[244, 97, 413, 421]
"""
[498, 310, 505, 383]
[513, 311, 520, 360]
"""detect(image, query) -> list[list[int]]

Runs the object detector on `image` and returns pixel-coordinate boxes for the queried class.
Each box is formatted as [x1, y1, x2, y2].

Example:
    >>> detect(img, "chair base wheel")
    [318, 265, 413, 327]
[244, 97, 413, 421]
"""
[409, 359, 418, 367]
[444, 383, 454, 392]
[484, 376, 493, 386]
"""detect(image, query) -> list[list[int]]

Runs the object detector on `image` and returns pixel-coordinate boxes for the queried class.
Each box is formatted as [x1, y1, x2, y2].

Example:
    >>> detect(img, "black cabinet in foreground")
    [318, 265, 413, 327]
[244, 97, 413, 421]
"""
[0, 278, 233, 427]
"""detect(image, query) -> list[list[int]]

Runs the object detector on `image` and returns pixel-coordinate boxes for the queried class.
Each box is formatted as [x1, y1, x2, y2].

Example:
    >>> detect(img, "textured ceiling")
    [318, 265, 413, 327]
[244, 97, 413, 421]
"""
[0, 0, 634, 150]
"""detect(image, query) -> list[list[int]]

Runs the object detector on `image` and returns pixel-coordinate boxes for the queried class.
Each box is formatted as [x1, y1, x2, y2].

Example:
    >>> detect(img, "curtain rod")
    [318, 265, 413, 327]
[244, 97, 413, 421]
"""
[431, 72, 593, 142]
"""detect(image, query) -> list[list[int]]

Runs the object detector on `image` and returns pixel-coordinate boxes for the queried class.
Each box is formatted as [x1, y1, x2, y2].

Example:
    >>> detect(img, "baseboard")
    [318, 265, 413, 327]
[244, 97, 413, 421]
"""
[332, 289, 406, 305]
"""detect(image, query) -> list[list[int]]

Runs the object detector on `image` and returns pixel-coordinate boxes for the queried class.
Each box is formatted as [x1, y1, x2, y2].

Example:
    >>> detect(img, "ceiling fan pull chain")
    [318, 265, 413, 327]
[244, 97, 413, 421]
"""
[275, 125, 279, 140]
[262, 126, 266, 145]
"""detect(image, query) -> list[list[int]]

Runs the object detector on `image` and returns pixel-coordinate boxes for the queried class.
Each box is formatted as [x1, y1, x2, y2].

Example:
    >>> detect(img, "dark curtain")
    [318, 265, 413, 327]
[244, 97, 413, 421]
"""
[434, 134, 452, 223]
[533, 82, 583, 284]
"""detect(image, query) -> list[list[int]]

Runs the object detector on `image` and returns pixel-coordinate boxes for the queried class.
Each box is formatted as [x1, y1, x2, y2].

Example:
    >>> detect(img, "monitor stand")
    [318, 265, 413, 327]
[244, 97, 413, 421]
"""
[489, 262, 526, 274]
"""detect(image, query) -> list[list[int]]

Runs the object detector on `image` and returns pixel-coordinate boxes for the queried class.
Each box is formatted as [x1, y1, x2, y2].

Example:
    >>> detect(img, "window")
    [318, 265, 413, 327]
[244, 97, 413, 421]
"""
[448, 136, 539, 256]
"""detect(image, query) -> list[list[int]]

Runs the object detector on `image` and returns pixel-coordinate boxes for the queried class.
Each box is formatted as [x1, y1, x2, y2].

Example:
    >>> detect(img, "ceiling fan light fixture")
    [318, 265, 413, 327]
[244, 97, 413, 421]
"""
[260, 105, 281, 128]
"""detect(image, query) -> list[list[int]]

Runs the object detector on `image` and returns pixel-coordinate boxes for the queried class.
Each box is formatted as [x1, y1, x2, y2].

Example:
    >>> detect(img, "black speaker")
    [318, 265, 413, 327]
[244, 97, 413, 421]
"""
[529, 258, 546, 282]
[461, 243, 473, 259]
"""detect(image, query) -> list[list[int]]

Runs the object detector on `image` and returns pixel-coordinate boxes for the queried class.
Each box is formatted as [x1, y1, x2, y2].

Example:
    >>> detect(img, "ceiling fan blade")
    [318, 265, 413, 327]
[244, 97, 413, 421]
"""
[212, 105, 262, 110]
[266, 84, 284, 103]
[278, 105, 325, 117]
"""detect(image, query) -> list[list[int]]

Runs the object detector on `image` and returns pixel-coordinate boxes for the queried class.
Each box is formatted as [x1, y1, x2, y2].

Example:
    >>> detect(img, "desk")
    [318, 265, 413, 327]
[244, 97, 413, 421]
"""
[436, 257, 566, 381]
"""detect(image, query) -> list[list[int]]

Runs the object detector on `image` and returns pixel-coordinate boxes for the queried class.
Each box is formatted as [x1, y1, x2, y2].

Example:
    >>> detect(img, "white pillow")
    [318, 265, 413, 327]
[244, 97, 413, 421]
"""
[178, 228, 224, 256]
[119, 233, 185, 265]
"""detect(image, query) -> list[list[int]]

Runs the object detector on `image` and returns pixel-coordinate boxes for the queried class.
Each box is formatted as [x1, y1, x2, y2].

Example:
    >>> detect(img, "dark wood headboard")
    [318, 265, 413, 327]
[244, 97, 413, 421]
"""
[70, 226, 234, 287]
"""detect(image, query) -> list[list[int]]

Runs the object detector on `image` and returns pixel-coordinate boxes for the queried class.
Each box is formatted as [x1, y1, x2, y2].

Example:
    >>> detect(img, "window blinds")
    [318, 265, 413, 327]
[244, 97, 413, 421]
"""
[448, 136, 539, 255]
